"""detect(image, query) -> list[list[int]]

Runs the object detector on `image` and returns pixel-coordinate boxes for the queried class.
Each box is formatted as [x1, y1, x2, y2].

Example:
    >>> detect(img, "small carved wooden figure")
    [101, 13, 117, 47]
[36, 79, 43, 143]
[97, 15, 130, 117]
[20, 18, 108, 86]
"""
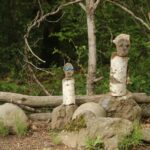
[63, 63, 74, 79]
[113, 34, 130, 57]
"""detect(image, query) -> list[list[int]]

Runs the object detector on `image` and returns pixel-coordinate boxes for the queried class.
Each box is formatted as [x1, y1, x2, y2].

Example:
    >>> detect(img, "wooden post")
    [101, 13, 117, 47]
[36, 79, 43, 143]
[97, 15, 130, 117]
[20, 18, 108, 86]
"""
[62, 63, 75, 105]
[110, 34, 130, 96]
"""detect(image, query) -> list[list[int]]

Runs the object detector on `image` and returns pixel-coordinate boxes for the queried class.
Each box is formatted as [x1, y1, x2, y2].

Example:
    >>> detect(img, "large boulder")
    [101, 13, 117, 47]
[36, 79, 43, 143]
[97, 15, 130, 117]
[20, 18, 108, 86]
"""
[142, 128, 150, 143]
[72, 102, 106, 119]
[51, 104, 77, 130]
[0, 103, 28, 134]
[59, 117, 133, 150]
[99, 94, 141, 121]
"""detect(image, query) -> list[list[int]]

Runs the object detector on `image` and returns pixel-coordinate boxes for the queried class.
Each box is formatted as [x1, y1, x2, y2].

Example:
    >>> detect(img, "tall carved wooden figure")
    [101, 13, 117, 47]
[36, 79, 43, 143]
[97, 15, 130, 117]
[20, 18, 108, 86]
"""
[110, 34, 130, 96]
[62, 63, 75, 105]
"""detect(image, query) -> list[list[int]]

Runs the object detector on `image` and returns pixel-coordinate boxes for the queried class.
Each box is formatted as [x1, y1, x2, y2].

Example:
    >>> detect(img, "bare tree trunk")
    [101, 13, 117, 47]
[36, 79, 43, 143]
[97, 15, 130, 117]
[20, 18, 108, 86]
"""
[86, 0, 97, 95]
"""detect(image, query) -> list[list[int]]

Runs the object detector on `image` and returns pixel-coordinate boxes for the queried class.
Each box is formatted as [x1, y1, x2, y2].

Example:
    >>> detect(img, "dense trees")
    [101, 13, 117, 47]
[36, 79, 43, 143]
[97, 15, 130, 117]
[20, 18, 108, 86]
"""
[0, 0, 150, 95]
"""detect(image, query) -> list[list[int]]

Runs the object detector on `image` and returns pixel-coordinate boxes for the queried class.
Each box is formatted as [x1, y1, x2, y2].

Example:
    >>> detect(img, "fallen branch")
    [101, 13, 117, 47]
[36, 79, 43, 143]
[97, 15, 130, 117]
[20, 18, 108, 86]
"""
[0, 91, 150, 117]
[132, 93, 150, 103]
[107, 0, 150, 31]
[0, 91, 106, 107]
[29, 113, 51, 121]
[0, 91, 150, 106]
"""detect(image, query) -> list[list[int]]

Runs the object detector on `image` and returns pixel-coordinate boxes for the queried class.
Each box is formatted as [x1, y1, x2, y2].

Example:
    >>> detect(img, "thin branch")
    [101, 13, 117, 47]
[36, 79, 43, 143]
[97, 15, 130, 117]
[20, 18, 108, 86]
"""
[11, 100, 41, 113]
[107, 0, 150, 31]
[24, 37, 45, 63]
[38, 0, 44, 16]
[25, 60, 54, 75]
[24, 0, 82, 63]
[94, 0, 101, 10]
[79, 2, 86, 12]
[24, 11, 45, 63]
[45, 12, 65, 23]
[36, 0, 82, 24]
[28, 62, 51, 96]
[24, 46, 51, 96]
[93, 76, 103, 83]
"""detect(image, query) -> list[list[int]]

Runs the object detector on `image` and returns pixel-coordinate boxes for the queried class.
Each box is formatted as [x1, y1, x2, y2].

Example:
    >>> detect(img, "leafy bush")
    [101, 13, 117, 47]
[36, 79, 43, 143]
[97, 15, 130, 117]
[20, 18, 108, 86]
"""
[0, 121, 9, 136]
[15, 117, 28, 136]
[119, 122, 143, 150]
[85, 136, 104, 150]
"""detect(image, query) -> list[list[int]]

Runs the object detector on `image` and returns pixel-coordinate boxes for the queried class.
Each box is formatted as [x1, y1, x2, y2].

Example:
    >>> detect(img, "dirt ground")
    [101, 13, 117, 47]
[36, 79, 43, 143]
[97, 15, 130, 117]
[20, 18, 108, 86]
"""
[0, 119, 150, 150]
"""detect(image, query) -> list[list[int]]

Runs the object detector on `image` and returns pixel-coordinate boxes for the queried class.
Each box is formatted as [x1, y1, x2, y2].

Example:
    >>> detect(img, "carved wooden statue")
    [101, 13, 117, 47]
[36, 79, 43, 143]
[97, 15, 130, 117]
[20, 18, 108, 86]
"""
[113, 34, 130, 57]
[110, 34, 130, 96]
[63, 63, 74, 79]
[62, 63, 75, 105]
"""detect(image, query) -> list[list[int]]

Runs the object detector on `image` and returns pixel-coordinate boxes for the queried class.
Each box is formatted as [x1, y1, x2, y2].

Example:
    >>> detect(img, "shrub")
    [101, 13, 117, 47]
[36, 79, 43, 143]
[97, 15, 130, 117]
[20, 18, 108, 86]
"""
[0, 121, 9, 136]
[119, 122, 143, 150]
[85, 136, 104, 150]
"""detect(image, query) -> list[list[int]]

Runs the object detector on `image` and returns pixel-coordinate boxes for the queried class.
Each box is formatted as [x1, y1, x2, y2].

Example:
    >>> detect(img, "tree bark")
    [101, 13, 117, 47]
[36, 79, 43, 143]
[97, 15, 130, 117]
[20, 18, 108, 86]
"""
[110, 53, 128, 96]
[132, 93, 150, 103]
[86, 0, 97, 95]
[0, 91, 106, 107]
[29, 113, 52, 121]
[0, 91, 150, 105]
[0, 91, 150, 117]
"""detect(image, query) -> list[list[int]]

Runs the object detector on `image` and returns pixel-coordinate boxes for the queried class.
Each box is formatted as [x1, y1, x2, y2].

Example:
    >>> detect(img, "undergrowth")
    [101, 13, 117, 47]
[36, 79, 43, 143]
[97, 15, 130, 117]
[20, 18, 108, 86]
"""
[119, 122, 143, 150]
[14, 117, 28, 136]
[64, 115, 87, 132]
[85, 136, 104, 150]
[0, 121, 9, 136]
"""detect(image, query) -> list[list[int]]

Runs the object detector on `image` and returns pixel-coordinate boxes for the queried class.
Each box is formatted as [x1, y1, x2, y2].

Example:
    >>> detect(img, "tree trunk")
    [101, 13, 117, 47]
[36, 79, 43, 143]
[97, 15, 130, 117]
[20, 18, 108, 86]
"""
[86, 0, 97, 95]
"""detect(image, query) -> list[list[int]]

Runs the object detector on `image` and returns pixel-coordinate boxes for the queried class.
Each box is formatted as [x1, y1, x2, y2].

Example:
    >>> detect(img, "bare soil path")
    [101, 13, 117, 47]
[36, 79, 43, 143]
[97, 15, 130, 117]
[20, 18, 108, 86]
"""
[0, 119, 150, 150]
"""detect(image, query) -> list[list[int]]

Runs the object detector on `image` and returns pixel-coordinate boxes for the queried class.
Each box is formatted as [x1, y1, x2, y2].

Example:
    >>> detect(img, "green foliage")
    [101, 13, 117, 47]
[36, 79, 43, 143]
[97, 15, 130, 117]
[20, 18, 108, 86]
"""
[0, 121, 9, 137]
[64, 115, 87, 132]
[14, 117, 28, 136]
[119, 122, 143, 150]
[0, 0, 150, 95]
[85, 136, 104, 150]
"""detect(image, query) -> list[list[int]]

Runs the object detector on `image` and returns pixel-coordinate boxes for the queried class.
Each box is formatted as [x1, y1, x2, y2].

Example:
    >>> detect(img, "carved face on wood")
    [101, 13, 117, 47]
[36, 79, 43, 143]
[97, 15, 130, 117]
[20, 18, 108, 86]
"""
[113, 34, 130, 57]
[63, 63, 74, 79]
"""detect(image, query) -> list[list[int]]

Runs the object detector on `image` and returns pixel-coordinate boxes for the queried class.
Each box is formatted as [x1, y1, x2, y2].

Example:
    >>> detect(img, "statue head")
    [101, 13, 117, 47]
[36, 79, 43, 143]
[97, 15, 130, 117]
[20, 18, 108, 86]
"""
[63, 63, 74, 79]
[113, 34, 130, 57]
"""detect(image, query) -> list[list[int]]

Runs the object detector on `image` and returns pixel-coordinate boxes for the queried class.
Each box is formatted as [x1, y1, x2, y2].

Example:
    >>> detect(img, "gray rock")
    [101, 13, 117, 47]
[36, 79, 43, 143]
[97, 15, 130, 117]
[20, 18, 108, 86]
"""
[0, 103, 28, 134]
[142, 128, 150, 143]
[59, 117, 133, 150]
[51, 104, 77, 130]
[99, 95, 141, 121]
[72, 102, 106, 119]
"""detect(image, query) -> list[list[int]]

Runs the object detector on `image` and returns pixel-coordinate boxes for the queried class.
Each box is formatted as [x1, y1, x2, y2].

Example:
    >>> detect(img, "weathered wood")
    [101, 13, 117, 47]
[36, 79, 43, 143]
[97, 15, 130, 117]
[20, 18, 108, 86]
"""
[110, 53, 128, 96]
[62, 78, 75, 105]
[29, 113, 52, 121]
[132, 93, 150, 103]
[0, 92, 106, 107]
[0, 91, 150, 117]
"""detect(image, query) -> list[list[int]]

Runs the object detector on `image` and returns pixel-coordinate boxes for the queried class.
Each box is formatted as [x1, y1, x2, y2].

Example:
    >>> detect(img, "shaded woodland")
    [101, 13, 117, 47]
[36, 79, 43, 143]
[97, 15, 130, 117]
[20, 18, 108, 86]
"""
[0, 0, 150, 95]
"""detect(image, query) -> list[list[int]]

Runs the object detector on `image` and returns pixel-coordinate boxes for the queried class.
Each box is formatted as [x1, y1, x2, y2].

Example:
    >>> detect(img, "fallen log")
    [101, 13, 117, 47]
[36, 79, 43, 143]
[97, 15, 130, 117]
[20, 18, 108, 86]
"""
[2, 91, 150, 118]
[0, 91, 106, 107]
[0, 91, 150, 106]
[132, 93, 150, 103]
[29, 113, 52, 121]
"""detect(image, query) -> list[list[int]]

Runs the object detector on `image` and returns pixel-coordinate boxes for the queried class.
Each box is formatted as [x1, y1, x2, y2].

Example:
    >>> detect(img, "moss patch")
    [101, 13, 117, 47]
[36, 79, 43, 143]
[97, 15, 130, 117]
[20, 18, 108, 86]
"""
[64, 115, 87, 132]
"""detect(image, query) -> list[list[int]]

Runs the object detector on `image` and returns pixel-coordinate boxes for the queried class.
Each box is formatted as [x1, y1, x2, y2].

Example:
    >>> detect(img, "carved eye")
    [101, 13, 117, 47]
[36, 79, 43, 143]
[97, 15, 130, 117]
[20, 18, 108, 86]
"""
[126, 44, 130, 48]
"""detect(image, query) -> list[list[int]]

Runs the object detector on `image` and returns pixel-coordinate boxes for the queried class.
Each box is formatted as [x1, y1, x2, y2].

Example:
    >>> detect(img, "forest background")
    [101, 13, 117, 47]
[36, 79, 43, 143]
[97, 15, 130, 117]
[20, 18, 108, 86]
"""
[0, 0, 150, 96]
